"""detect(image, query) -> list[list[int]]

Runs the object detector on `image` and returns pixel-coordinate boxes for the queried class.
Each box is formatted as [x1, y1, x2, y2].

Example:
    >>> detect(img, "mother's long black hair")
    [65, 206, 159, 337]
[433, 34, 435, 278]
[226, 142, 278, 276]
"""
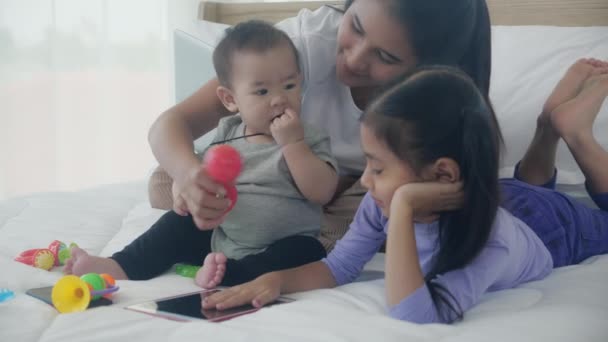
[335, 0, 503, 144]
[361, 65, 501, 322]
[341, 0, 492, 97]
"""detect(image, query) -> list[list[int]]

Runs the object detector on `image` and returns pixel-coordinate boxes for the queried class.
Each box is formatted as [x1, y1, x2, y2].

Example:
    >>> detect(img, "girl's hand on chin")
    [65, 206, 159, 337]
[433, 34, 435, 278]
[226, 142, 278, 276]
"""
[391, 181, 464, 217]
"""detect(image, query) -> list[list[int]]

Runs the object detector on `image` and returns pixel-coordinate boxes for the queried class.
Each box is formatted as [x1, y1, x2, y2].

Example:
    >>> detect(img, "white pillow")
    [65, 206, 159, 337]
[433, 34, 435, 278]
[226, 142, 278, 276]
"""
[182, 19, 229, 47]
[175, 20, 229, 151]
[491, 26, 608, 183]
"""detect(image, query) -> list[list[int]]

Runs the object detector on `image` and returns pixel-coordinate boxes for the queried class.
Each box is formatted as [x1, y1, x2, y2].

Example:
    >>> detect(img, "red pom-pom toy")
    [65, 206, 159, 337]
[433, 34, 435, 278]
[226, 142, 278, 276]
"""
[203, 145, 242, 213]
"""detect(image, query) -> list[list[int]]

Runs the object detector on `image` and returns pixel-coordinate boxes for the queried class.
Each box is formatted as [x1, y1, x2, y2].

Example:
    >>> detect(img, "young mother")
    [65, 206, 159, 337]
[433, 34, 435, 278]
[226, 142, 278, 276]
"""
[148, 0, 498, 252]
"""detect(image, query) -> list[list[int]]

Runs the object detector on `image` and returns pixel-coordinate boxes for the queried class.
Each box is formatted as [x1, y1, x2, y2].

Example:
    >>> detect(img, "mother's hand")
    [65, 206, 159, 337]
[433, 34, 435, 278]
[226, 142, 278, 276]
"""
[172, 165, 232, 230]
[202, 272, 283, 310]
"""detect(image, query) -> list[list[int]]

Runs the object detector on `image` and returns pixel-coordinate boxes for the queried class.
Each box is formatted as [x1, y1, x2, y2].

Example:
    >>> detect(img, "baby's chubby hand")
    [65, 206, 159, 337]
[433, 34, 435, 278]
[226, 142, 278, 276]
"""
[270, 108, 305, 146]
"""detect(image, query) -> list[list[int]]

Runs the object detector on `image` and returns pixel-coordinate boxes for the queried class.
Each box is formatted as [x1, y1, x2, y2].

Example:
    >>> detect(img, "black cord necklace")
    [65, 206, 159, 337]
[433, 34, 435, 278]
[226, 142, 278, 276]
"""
[209, 133, 269, 146]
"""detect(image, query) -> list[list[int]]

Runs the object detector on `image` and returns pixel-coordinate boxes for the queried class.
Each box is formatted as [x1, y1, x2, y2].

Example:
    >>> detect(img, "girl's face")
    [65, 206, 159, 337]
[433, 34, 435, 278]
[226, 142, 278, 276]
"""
[360, 124, 421, 217]
[336, 0, 417, 88]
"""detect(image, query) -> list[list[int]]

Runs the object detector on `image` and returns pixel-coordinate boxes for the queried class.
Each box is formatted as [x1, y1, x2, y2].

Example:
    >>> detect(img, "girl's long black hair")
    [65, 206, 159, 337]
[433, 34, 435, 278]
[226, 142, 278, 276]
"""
[361, 65, 501, 322]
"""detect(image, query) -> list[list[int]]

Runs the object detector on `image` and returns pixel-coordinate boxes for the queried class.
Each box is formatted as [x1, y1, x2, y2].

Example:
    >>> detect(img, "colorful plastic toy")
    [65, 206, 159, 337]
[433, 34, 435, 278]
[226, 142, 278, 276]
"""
[14, 240, 78, 270]
[51, 273, 119, 313]
[175, 263, 201, 278]
[0, 288, 15, 303]
[15, 248, 55, 270]
[203, 145, 242, 212]
[49, 240, 78, 266]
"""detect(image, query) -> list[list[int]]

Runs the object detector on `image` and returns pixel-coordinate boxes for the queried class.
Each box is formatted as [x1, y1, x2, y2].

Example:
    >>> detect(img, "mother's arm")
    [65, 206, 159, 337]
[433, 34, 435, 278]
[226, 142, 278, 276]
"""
[149, 78, 233, 229]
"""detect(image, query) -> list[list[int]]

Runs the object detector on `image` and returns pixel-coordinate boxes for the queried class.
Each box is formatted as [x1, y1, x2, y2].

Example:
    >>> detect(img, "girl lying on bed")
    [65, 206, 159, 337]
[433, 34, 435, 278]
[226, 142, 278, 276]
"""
[202, 63, 608, 324]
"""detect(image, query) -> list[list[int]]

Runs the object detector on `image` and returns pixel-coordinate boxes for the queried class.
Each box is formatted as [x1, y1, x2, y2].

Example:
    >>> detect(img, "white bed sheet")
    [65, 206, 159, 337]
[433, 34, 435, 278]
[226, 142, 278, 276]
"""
[1, 182, 608, 341]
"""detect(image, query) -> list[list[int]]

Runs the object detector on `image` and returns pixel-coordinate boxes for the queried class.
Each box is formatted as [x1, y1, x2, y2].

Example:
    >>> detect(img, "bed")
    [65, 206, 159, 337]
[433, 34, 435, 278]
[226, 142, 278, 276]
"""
[2, 1, 608, 341]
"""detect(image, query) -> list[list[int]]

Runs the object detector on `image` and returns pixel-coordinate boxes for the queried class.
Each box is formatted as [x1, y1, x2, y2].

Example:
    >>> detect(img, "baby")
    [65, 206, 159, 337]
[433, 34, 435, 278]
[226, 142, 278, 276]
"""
[65, 20, 339, 289]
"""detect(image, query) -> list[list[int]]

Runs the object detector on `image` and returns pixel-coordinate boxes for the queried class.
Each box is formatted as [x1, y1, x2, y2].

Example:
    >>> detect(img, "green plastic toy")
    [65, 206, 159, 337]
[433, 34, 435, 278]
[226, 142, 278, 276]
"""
[175, 264, 201, 278]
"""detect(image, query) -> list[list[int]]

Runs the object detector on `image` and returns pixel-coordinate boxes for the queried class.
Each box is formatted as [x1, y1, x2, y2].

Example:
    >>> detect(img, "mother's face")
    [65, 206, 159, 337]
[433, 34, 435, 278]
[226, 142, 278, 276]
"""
[336, 0, 417, 88]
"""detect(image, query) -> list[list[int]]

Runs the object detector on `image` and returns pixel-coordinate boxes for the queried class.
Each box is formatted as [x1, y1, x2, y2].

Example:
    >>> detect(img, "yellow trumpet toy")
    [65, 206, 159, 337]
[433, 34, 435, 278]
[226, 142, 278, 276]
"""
[51, 273, 119, 313]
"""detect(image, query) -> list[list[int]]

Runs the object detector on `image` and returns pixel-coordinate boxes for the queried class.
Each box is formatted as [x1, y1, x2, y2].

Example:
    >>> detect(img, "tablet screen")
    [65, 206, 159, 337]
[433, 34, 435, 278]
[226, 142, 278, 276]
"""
[125, 289, 293, 322]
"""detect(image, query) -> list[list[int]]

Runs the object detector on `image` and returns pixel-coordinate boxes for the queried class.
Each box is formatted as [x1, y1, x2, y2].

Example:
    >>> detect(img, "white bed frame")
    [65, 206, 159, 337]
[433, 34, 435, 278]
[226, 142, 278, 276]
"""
[198, 0, 608, 26]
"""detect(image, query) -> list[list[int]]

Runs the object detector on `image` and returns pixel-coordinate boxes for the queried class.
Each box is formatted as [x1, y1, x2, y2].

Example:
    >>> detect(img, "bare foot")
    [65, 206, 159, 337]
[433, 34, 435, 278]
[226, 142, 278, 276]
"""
[551, 73, 608, 141]
[542, 59, 601, 118]
[63, 247, 128, 279]
[195, 252, 227, 289]
[518, 59, 607, 186]
[549, 72, 608, 194]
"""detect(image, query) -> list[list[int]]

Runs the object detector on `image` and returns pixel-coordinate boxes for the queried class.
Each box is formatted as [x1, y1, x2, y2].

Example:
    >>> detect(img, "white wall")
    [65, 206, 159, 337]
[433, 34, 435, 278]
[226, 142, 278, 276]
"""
[0, 0, 322, 200]
[0, 0, 175, 200]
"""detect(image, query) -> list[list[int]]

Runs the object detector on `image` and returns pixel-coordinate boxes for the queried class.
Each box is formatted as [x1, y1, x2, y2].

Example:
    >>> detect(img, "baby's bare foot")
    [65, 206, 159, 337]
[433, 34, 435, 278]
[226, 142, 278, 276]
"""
[551, 73, 608, 142]
[63, 247, 128, 279]
[195, 252, 227, 289]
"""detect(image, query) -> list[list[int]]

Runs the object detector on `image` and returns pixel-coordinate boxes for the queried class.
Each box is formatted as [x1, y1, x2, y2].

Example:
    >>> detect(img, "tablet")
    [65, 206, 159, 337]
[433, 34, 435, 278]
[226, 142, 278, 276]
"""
[26, 286, 113, 309]
[125, 289, 293, 322]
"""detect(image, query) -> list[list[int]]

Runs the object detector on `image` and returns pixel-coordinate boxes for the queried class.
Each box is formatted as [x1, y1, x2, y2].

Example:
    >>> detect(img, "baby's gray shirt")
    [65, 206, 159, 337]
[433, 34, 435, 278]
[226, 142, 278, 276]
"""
[209, 115, 338, 259]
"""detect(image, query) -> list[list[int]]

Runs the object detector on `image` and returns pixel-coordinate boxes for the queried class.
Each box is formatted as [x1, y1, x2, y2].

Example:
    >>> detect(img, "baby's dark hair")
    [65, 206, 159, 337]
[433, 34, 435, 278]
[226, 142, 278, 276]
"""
[212, 20, 300, 87]
[362, 65, 501, 323]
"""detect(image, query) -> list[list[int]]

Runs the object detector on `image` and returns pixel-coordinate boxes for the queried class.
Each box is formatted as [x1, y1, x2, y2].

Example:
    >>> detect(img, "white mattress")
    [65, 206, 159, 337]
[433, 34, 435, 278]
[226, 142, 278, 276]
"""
[1, 182, 608, 342]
